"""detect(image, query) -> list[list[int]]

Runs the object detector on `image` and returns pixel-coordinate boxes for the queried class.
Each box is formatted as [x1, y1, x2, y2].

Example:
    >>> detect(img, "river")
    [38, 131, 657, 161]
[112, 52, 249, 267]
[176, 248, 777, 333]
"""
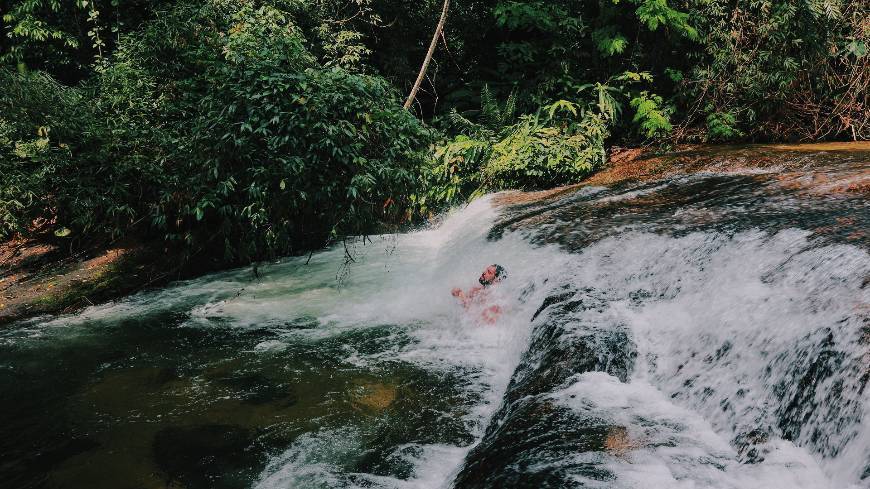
[1, 145, 867, 488]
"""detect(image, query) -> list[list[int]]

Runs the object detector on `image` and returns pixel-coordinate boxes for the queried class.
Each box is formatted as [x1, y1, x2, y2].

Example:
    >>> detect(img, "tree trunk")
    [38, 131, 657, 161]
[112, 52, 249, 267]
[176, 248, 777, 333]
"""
[403, 0, 450, 111]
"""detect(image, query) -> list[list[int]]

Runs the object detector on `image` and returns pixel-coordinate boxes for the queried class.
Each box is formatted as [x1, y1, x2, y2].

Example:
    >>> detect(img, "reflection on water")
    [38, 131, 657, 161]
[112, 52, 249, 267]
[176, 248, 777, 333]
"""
[1, 145, 868, 488]
[1, 316, 485, 489]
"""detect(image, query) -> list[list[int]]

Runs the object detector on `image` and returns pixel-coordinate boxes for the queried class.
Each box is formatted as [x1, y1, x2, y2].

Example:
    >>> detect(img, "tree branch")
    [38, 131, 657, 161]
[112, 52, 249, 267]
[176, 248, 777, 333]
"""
[403, 0, 450, 111]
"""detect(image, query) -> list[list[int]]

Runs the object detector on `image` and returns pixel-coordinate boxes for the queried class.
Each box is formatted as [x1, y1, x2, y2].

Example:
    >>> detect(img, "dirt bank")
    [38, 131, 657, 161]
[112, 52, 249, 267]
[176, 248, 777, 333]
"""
[0, 237, 200, 325]
[495, 141, 870, 206]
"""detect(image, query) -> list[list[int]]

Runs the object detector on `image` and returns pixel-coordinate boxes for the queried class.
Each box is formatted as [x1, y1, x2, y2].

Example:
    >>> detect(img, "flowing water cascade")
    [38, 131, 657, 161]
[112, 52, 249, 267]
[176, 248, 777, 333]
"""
[0, 147, 867, 488]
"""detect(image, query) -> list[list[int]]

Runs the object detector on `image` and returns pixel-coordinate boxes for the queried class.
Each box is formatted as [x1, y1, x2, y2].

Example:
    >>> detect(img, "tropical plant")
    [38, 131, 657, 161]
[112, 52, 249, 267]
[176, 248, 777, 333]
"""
[447, 85, 519, 137]
[0, 1, 433, 263]
[422, 93, 609, 213]
[687, 0, 868, 140]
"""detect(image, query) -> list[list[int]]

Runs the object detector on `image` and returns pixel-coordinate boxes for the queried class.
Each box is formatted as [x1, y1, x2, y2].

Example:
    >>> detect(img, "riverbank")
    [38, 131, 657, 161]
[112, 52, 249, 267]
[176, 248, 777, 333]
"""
[3, 141, 867, 325]
[0, 238, 179, 324]
[495, 141, 870, 206]
[0, 233, 247, 325]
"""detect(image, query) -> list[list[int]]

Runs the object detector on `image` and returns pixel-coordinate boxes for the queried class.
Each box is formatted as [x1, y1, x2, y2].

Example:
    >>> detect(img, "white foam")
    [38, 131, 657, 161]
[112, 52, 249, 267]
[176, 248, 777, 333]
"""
[233, 197, 571, 488]
[552, 372, 841, 489]
[561, 229, 870, 487]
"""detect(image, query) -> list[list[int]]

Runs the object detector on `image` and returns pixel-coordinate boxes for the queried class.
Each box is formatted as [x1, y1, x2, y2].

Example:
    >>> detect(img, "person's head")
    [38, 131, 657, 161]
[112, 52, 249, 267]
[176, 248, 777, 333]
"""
[479, 264, 506, 286]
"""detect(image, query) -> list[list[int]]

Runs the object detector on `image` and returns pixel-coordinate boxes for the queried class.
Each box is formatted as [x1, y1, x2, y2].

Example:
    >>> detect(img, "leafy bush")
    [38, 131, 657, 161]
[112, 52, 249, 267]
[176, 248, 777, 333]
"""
[630, 91, 673, 139]
[705, 110, 743, 141]
[0, 115, 44, 238]
[689, 0, 868, 141]
[422, 97, 608, 212]
[176, 65, 431, 259]
[0, 1, 432, 263]
[483, 110, 608, 188]
[0, 68, 163, 241]
[156, 3, 430, 260]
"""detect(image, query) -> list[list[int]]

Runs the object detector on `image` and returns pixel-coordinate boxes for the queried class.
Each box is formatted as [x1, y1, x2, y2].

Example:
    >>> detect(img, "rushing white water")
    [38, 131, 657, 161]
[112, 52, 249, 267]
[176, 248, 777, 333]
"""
[0, 196, 570, 488]
[245, 198, 571, 488]
[2, 161, 868, 489]
[162, 208, 540, 486]
[551, 372, 838, 489]
[548, 229, 869, 488]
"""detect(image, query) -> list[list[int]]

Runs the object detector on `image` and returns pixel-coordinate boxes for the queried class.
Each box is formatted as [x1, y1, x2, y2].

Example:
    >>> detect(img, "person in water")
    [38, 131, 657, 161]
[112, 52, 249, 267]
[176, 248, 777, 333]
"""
[451, 264, 506, 323]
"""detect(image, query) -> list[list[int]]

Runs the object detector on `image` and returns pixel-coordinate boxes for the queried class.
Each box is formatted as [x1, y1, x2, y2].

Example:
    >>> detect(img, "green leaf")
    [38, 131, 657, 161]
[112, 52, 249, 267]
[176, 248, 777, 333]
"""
[592, 27, 628, 57]
[846, 40, 867, 57]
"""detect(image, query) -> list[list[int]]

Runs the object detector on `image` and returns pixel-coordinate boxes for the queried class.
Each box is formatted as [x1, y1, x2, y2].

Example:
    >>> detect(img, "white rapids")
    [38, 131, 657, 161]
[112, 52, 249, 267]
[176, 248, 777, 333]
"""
[2, 171, 868, 489]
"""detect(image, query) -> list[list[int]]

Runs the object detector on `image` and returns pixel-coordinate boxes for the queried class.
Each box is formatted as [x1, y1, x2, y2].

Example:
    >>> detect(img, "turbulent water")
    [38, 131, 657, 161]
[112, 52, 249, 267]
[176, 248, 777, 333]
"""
[1, 147, 868, 489]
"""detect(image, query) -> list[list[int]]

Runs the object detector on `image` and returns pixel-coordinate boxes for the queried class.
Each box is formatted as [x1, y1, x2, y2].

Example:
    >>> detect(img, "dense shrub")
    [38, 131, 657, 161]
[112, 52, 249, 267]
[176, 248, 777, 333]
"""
[421, 97, 608, 212]
[687, 0, 868, 141]
[170, 5, 432, 258]
[0, 1, 432, 262]
[0, 69, 163, 240]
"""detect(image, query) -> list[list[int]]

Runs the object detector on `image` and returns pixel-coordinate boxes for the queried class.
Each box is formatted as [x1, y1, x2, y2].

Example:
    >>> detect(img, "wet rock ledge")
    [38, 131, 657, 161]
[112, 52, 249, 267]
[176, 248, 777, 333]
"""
[453, 286, 637, 488]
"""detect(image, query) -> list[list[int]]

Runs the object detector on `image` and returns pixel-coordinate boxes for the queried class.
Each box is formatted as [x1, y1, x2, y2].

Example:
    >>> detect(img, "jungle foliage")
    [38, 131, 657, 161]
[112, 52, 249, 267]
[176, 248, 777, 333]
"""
[1, 1, 430, 261]
[1, 0, 867, 261]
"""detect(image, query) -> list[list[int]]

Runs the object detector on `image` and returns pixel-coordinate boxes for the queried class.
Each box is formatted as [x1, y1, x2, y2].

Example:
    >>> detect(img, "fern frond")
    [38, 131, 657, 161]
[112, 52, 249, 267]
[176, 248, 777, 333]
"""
[500, 88, 518, 127]
[480, 84, 502, 130]
[448, 108, 483, 135]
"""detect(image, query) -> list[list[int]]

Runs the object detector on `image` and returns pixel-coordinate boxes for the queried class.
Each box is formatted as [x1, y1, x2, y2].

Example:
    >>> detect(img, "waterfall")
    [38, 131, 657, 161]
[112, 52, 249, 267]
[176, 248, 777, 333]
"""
[1, 150, 867, 489]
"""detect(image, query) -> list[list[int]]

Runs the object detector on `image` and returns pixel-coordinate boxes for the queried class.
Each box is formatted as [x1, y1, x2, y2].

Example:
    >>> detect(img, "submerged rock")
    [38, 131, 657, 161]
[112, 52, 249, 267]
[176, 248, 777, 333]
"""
[152, 424, 261, 489]
[733, 428, 771, 464]
[455, 397, 615, 488]
[350, 381, 397, 411]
